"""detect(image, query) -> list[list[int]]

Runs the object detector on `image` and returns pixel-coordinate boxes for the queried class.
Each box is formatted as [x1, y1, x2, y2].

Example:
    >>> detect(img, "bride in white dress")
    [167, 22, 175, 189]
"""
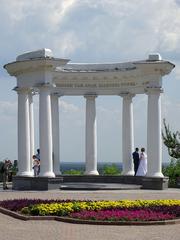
[136, 148, 147, 176]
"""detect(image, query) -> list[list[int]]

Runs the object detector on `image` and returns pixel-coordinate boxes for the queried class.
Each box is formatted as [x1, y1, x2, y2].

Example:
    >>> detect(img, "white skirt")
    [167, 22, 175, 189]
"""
[136, 159, 147, 176]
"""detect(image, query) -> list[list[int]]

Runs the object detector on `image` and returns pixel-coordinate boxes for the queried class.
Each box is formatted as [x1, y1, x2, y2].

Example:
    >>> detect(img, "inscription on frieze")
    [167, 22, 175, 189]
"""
[57, 81, 137, 88]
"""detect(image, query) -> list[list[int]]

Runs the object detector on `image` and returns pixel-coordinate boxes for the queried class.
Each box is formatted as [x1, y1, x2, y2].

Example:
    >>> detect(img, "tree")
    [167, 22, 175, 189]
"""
[162, 119, 180, 159]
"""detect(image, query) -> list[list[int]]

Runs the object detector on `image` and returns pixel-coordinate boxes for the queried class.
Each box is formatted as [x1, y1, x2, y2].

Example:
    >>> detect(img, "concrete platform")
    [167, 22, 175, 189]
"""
[12, 176, 63, 190]
[60, 182, 142, 190]
[11, 175, 169, 190]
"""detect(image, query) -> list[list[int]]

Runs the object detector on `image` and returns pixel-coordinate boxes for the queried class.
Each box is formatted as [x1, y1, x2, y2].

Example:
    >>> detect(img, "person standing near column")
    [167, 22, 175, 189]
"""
[2, 160, 12, 190]
[132, 148, 139, 176]
[35, 149, 40, 175]
[32, 156, 40, 177]
[136, 148, 147, 176]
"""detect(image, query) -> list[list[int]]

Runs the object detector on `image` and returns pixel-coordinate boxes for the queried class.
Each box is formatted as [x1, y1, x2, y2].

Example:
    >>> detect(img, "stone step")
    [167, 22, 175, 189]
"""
[60, 182, 142, 190]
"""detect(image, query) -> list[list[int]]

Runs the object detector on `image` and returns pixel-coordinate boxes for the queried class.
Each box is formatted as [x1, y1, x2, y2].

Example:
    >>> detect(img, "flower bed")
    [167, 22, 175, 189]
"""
[0, 199, 180, 223]
[70, 209, 174, 221]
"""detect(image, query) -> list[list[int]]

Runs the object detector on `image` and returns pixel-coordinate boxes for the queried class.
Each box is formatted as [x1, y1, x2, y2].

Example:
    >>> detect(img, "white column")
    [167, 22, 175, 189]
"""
[84, 94, 99, 175]
[51, 93, 61, 175]
[121, 93, 135, 176]
[146, 87, 164, 177]
[39, 85, 55, 177]
[16, 88, 32, 176]
[29, 91, 35, 173]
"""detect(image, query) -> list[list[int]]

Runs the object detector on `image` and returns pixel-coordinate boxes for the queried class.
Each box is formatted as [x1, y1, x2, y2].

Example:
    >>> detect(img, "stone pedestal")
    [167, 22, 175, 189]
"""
[12, 176, 63, 190]
[142, 177, 169, 190]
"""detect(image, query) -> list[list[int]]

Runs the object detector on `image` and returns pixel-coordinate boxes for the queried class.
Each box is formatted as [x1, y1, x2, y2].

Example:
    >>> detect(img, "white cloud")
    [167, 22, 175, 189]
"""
[1, 0, 76, 25]
[162, 94, 180, 131]
[59, 99, 79, 113]
[1, 0, 180, 62]
[33, 96, 80, 113]
[53, 32, 84, 57]
[174, 62, 180, 78]
[97, 106, 120, 123]
[47, 0, 77, 29]
[0, 100, 17, 120]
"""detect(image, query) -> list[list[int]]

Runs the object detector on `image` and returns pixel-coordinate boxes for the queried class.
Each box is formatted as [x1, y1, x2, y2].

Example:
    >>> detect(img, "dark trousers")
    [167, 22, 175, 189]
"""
[134, 160, 139, 176]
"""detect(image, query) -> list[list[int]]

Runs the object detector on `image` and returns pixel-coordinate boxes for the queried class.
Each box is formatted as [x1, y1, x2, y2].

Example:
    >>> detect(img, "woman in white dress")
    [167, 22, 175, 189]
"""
[136, 148, 147, 176]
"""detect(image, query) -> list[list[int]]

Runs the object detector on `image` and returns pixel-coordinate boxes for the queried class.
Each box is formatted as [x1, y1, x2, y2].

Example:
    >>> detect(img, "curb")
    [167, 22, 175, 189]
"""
[0, 207, 180, 225]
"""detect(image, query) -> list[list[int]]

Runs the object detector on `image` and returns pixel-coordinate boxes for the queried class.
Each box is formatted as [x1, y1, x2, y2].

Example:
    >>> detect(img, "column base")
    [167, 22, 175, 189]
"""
[12, 176, 63, 190]
[17, 171, 34, 177]
[146, 172, 164, 178]
[122, 170, 134, 176]
[39, 171, 55, 178]
[84, 170, 99, 175]
[142, 176, 169, 190]
[54, 171, 62, 176]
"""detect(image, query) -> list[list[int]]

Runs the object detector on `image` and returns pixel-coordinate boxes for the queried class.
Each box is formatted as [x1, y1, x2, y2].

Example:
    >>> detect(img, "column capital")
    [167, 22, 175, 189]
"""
[13, 86, 32, 94]
[84, 94, 97, 100]
[119, 92, 135, 99]
[28, 88, 38, 96]
[31, 90, 38, 96]
[145, 87, 163, 95]
[51, 92, 63, 98]
[36, 83, 56, 92]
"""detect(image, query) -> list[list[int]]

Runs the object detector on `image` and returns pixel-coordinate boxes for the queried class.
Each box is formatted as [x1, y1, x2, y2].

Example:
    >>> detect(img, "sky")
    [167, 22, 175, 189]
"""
[0, 0, 180, 163]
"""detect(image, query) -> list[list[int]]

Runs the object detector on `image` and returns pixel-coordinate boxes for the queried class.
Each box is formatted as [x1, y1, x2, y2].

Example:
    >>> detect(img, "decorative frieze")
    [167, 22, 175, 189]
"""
[56, 81, 137, 89]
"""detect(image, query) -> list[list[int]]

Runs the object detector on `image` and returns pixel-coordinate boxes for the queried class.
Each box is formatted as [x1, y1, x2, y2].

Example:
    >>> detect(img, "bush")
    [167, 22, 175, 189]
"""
[102, 164, 121, 175]
[63, 169, 83, 175]
[163, 158, 180, 187]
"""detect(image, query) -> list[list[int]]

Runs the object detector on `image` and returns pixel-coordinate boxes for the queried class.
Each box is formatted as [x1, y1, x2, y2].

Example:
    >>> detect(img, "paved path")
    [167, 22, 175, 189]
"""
[0, 187, 180, 240]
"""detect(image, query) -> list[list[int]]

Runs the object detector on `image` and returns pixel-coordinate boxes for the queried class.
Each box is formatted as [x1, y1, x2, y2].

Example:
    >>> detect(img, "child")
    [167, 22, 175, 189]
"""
[32, 155, 40, 177]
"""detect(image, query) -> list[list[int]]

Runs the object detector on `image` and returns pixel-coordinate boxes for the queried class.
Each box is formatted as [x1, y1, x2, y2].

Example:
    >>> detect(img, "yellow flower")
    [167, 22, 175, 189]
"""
[21, 199, 180, 216]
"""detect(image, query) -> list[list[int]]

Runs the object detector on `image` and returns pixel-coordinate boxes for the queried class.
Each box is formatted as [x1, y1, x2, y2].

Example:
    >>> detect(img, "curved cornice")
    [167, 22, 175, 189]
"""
[4, 58, 70, 77]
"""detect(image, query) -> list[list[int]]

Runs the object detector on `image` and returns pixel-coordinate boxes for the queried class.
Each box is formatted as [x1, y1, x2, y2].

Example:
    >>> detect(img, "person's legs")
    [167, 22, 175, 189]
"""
[134, 164, 136, 175]
[134, 165, 137, 176]
[3, 173, 8, 189]
[34, 166, 38, 176]
[134, 160, 139, 176]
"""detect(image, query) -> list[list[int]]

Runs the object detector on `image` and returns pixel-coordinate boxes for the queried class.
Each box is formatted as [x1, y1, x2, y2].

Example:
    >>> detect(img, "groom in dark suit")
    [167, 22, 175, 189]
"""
[132, 148, 140, 176]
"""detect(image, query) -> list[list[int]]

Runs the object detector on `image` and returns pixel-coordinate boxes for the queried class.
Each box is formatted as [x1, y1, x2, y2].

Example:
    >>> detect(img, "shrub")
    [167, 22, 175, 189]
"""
[102, 164, 121, 175]
[63, 169, 83, 175]
[163, 158, 180, 186]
